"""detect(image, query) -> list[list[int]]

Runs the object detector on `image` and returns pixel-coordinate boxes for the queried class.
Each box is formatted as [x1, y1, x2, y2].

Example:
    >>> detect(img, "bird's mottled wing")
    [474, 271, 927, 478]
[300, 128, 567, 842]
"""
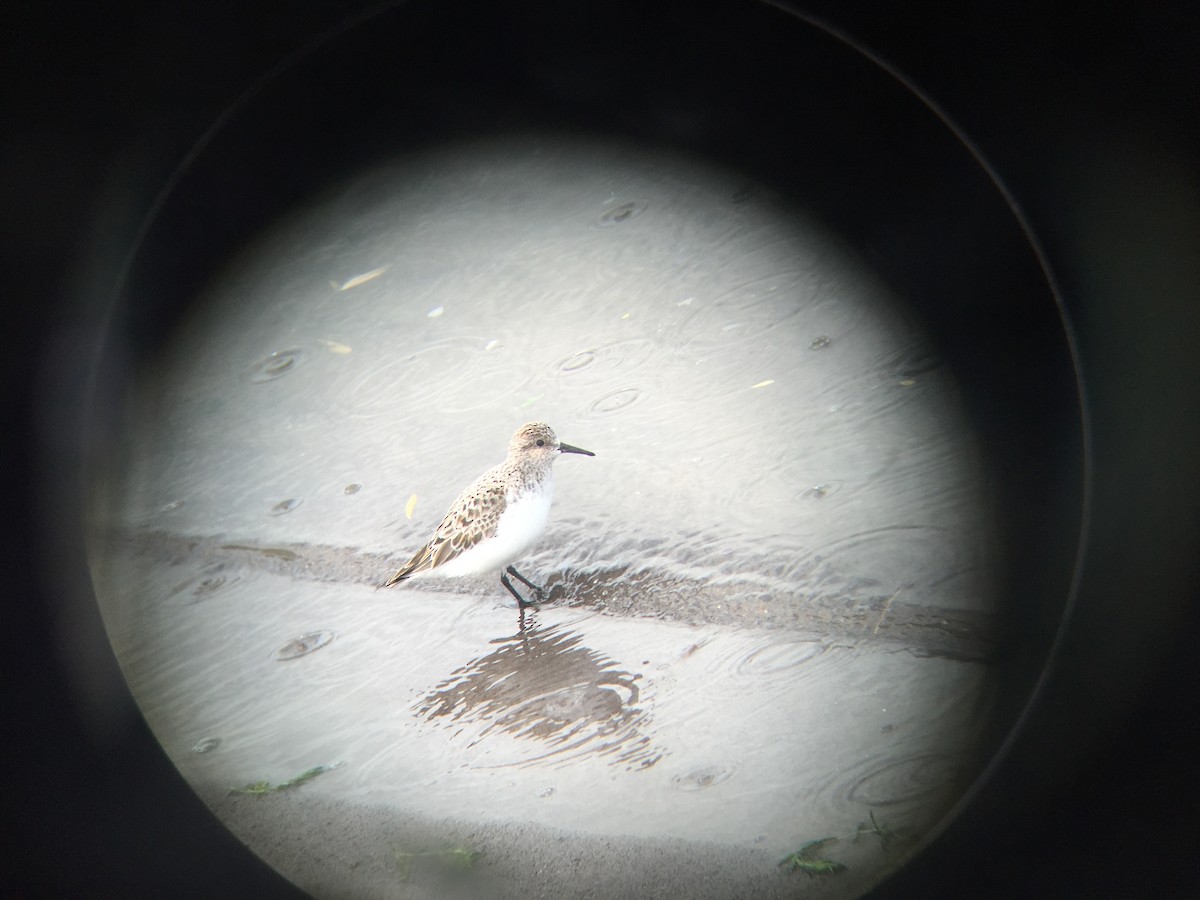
[384, 474, 507, 585]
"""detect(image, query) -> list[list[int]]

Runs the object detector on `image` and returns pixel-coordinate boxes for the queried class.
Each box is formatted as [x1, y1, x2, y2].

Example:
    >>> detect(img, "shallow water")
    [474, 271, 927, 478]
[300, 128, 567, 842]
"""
[100, 551, 988, 858]
[92, 135, 1002, 896]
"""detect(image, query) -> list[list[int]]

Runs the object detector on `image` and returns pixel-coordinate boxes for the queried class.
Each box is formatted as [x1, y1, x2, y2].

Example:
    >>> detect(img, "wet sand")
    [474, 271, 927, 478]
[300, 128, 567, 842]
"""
[202, 786, 896, 900]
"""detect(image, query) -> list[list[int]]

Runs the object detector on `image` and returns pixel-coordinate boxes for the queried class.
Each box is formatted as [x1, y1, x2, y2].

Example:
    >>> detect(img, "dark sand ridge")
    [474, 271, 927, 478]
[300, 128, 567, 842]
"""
[111, 527, 997, 663]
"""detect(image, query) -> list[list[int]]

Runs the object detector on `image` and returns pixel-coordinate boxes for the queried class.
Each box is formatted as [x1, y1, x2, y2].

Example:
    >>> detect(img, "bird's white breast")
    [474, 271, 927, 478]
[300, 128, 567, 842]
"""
[430, 476, 554, 578]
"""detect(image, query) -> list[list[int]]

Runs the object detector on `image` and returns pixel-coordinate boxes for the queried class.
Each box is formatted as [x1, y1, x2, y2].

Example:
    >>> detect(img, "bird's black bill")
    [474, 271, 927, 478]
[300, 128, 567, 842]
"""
[558, 442, 595, 457]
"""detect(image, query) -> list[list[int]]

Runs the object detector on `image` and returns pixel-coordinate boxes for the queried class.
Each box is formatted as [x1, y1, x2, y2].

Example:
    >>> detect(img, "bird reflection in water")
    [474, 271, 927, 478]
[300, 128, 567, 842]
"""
[414, 616, 662, 770]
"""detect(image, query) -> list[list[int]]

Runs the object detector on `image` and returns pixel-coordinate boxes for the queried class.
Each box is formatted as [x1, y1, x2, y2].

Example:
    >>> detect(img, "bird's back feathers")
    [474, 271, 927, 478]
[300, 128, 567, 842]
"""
[383, 468, 508, 586]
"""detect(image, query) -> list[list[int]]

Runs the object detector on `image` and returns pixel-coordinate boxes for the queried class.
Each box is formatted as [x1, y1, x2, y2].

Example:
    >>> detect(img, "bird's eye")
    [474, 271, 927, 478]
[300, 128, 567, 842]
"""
[536, 439, 545, 447]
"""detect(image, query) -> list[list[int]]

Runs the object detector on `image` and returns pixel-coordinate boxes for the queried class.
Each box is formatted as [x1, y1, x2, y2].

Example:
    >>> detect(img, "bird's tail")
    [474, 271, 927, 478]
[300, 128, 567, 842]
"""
[380, 568, 410, 589]
[379, 547, 429, 589]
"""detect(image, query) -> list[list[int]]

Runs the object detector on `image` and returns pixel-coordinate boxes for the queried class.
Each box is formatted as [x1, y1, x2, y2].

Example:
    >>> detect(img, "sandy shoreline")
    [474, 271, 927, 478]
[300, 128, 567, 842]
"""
[202, 783, 901, 900]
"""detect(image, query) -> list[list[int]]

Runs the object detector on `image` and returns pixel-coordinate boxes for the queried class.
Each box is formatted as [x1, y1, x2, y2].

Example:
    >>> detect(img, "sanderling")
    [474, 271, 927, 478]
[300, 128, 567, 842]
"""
[383, 422, 594, 606]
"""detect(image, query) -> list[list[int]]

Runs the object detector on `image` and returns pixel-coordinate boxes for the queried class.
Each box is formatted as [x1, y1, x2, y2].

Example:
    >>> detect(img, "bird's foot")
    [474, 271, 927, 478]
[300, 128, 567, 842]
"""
[504, 565, 549, 608]
[517, 590, 545, 609]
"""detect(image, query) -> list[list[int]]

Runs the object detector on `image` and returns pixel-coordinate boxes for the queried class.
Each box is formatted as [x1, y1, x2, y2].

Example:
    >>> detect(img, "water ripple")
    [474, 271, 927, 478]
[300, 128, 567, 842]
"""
[734, 638, 830, 678]
[847, 753, 960, 807]
[670, 764, 735, 792]
[594, 199, 649, 228]
[786, 525, 981, 605]
[274, 630, 337, 661]
[584, 387, 643, 418]
[167, 563, 243, 606]
[337, 336, 532, 417]
[676, 271, 815, 348]
[246, 347, 305, 384]
[547, 339, 658, 387]
[269, 498, 303, 517]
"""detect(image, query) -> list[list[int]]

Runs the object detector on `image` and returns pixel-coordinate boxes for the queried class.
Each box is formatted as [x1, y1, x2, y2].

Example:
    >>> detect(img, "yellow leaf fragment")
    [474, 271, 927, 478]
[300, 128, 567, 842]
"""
[405, 494, 418, 520]
[337, 266, 389, 291]
[751, 379, 775, 389]
[318, 339, 353, 354]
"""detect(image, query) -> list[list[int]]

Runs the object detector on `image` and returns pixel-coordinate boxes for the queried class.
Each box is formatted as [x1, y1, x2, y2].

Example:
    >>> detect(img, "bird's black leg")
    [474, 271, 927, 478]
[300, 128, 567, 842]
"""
[506, 565, 546, 601]
[501, 569, 535, 608]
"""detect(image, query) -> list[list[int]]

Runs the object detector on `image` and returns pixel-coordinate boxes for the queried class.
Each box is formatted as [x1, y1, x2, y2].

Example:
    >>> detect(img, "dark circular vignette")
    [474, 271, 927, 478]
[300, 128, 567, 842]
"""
[780, 5, 1093, 865]
[2, 2, 1196, 899]
[101, 3, 1079, 874]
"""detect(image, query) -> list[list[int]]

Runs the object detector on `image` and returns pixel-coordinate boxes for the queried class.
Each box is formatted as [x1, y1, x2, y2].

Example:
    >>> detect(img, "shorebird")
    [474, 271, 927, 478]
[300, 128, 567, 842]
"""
[383, 422, 594, 606]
